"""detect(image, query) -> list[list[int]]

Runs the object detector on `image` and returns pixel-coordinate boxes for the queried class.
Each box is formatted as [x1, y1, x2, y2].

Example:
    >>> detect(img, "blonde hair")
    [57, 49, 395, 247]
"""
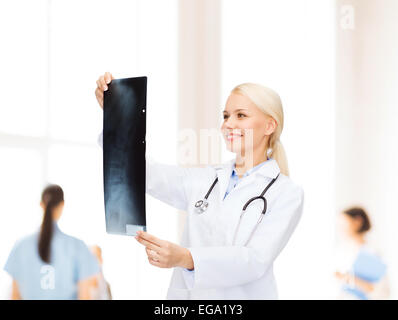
[231, 83, 290, 176]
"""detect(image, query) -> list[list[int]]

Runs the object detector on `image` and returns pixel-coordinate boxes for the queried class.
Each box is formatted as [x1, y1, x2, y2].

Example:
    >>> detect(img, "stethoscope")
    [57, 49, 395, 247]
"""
[194, 173, 280, 246]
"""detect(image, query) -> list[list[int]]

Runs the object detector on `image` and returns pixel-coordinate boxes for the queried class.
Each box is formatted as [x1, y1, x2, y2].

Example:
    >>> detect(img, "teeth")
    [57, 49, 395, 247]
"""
[227, 134, 242, 138]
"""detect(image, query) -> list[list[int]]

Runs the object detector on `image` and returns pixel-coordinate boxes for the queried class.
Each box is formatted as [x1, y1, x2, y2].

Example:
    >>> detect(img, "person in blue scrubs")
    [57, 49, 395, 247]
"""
[334, 207, 390, 299]
[4, 184, 100, 300]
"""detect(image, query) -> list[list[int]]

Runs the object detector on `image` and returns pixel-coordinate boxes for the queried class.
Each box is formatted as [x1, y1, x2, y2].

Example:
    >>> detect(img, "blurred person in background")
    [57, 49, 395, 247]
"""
[3, 184, 100, 299]
[334, 206, 390, 300]
[89, 245, 112, 300]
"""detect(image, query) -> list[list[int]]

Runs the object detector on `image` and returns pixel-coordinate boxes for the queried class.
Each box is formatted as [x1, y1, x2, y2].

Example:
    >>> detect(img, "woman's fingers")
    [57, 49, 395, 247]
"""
[96, 79, 102, 90]
[135, 235, 162, 252]
[95, 72, 115, 109]
[147, 256, 163, 268]
[137, 231, 164, 247]
[95, 86, 103, 100]
[99, 75, 108, 91]
[145, 248, 165, 268]
[145, 247, 160, 262]
[95, 87, 104, 109]
[104, 72, 113, 84]
[136, 232, 179, 268]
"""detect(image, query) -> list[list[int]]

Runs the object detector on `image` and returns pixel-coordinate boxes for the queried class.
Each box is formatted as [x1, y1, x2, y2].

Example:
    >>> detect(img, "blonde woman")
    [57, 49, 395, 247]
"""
[95, 72, 304, 299]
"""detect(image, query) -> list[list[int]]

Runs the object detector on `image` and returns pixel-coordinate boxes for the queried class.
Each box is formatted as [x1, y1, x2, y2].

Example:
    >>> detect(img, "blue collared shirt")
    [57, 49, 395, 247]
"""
[223, 158, 269, 200]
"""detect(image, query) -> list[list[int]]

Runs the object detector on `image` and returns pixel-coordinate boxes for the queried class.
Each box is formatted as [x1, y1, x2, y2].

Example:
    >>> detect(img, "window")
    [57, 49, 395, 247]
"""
[0, 0, 178, 299]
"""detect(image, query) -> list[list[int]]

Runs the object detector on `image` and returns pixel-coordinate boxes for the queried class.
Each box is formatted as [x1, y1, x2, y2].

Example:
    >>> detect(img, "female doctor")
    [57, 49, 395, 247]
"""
[95, 72, 304, 299]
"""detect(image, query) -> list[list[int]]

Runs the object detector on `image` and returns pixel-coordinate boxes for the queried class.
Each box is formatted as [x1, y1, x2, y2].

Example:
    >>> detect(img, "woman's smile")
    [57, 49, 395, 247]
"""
[226, 132, 243, 141]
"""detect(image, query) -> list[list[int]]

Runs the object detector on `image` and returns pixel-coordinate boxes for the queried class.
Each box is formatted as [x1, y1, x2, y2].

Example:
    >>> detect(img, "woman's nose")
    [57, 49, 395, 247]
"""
[222, 122, 234, 131]
[223, 116, 237, 129]
[221, 122, 240, 135]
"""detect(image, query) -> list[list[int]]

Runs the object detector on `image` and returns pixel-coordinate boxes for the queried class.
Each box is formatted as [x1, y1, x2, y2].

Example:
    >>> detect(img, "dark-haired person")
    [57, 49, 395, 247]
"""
[334, 207, 390, 300]
[3, 185, 100, 300]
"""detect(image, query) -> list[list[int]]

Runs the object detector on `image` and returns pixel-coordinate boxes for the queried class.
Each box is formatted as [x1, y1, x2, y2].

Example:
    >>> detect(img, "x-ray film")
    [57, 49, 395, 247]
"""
[103, 76, 147, 236]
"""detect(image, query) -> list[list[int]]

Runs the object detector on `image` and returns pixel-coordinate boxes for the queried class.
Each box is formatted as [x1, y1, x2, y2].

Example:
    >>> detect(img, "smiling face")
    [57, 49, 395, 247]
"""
[221, 92, 276, 157]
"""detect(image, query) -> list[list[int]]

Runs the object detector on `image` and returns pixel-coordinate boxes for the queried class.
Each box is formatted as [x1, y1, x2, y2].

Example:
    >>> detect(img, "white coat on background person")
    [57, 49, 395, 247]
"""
[95, 72, 304, 300]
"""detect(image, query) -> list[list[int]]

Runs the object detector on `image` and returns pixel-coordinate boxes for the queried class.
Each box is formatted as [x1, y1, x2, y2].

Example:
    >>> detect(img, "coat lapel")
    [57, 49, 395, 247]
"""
[213, 158, 281, 203]
[219, 158, 281, 199]
[214, 159, 235, 203]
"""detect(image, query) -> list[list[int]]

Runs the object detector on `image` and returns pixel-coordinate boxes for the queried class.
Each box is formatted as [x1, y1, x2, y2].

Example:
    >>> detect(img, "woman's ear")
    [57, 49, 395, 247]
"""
[264, 117, 277, 135]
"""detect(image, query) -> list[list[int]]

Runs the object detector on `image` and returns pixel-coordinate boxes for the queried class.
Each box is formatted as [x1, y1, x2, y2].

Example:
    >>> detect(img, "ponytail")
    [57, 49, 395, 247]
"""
[38, 185, 64, 263]
[268, 139, 289, 176]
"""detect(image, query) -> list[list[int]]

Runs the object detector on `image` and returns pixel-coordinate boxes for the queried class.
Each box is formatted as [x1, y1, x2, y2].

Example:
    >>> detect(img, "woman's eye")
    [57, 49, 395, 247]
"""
[237, 113, 246, 118]
[223, 114, 228, 119]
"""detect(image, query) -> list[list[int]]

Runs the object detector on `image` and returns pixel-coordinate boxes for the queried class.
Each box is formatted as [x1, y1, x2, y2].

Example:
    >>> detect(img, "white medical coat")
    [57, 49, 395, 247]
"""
[146, 157, 304, 300]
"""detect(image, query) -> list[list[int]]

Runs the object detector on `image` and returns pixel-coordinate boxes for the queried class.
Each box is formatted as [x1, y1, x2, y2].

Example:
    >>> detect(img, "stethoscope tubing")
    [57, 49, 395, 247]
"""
[195, 173, 280, 246]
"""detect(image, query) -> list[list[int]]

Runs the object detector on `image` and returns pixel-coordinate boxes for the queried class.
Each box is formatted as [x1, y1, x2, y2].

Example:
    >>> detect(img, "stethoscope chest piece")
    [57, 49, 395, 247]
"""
[195, 199, 209, 214]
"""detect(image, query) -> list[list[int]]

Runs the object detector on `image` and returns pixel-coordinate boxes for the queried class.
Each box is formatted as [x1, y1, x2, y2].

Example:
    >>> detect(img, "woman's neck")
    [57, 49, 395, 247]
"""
[348, 233, 366, 247]
[235, 151, 268, 178]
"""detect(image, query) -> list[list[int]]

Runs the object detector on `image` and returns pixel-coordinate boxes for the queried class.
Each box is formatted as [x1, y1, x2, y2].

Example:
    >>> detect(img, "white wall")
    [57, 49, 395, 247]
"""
[336, 0, 398, 299]
[221, 0, 336, 299]
[0, 0, 178, 300]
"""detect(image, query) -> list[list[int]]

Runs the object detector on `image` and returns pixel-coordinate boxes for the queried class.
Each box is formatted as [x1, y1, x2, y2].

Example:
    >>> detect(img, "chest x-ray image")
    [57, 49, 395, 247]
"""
[103, 76, 147, 236]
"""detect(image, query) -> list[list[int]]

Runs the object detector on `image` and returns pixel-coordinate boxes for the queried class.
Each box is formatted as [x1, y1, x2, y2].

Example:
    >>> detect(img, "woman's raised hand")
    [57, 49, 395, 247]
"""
[95, 72, 115, 109]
